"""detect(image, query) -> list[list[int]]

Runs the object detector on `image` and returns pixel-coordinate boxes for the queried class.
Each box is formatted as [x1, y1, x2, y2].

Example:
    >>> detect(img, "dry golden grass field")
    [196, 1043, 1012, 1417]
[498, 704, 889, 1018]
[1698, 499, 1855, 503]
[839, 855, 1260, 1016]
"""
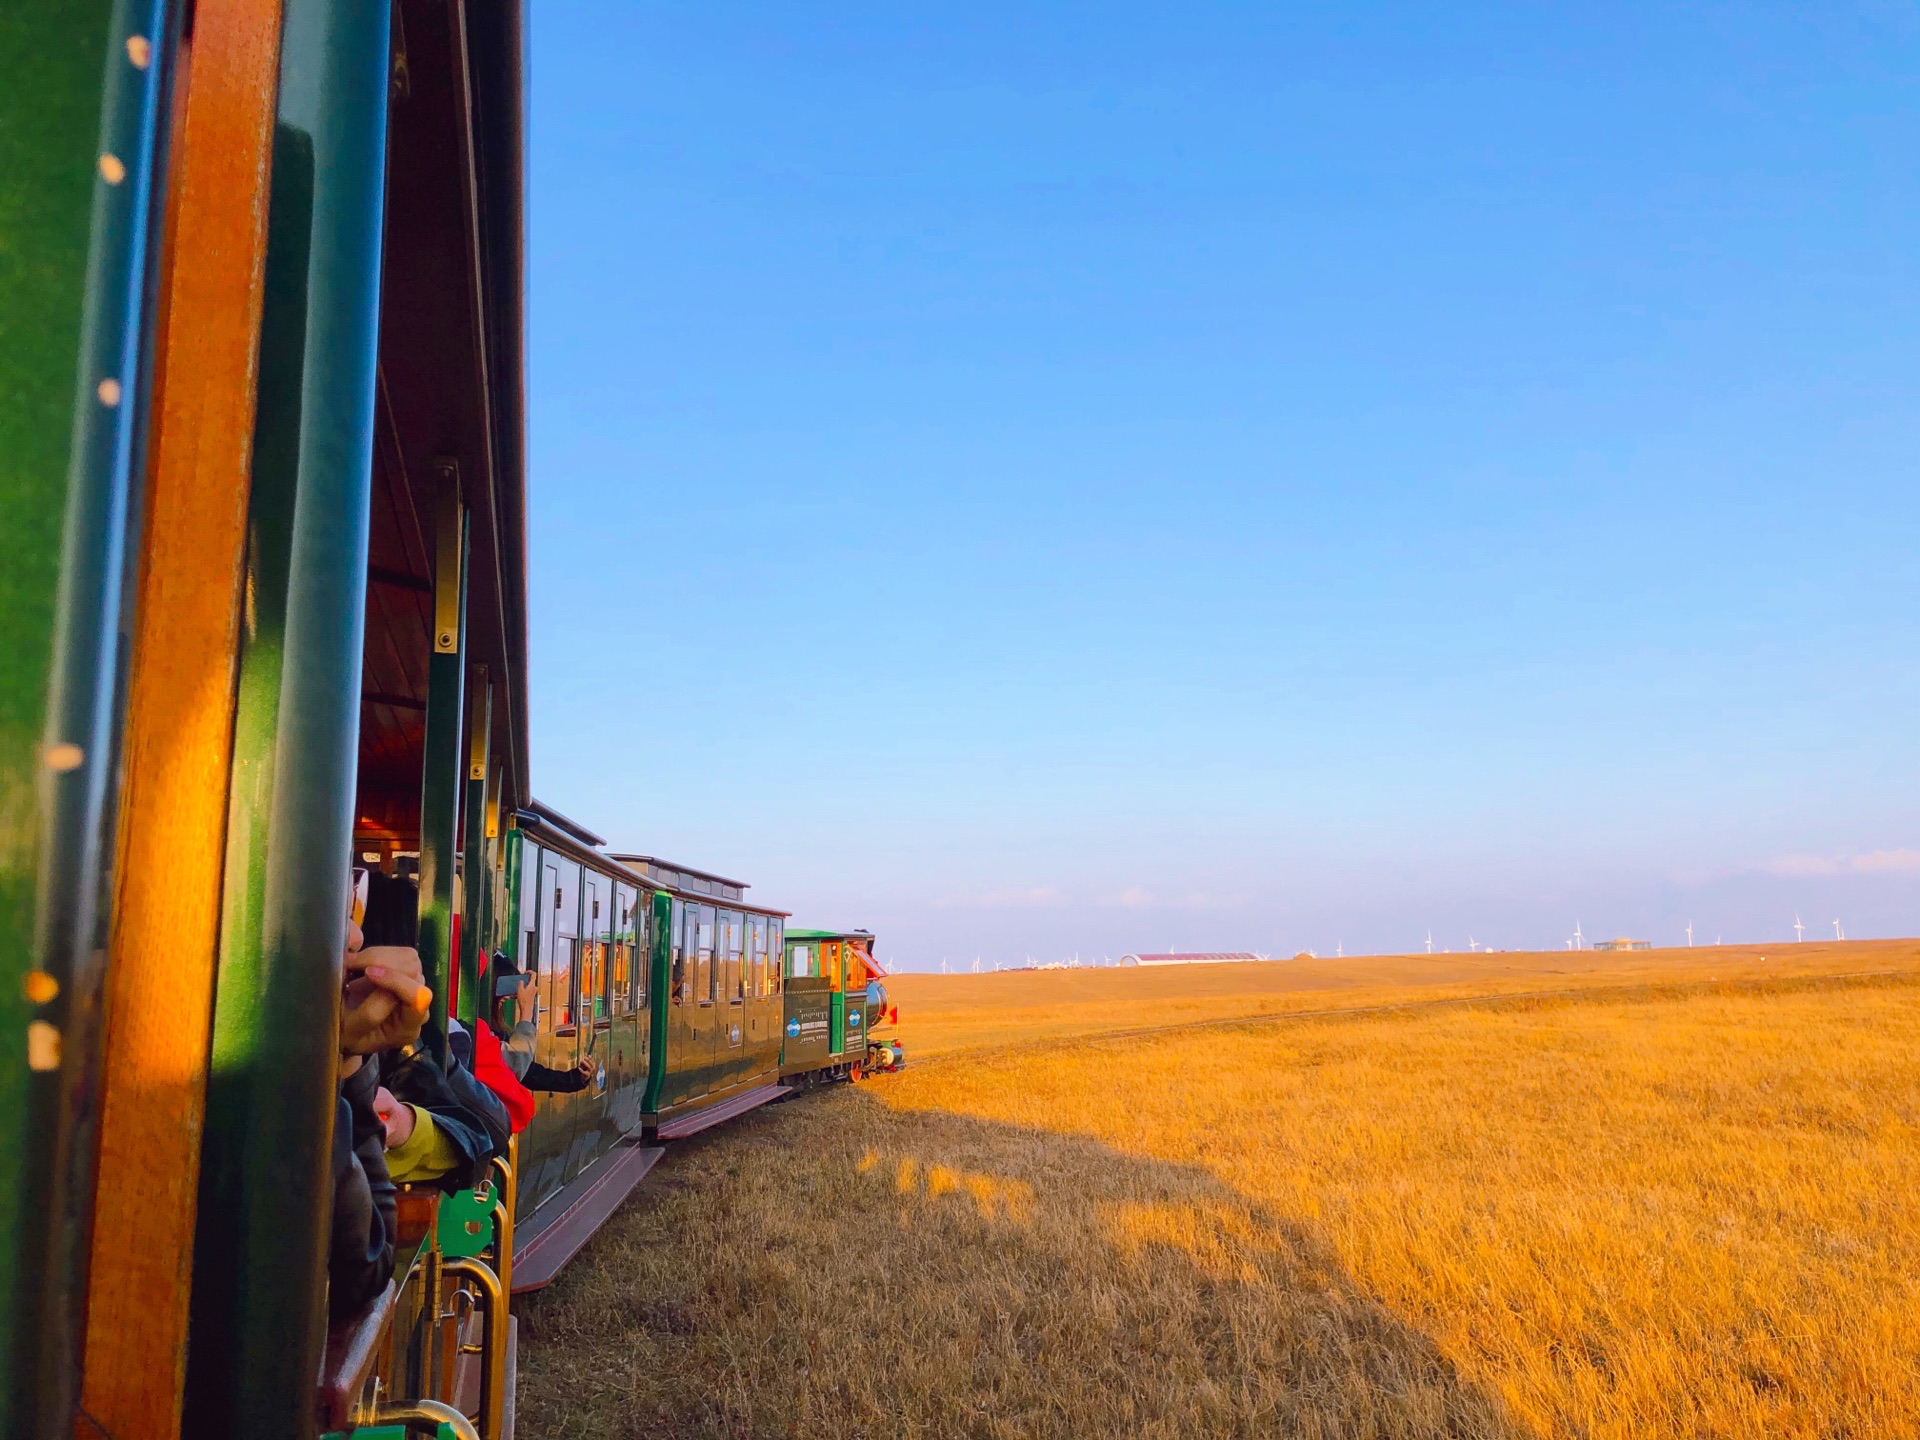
[519, 943, 1920, 1439]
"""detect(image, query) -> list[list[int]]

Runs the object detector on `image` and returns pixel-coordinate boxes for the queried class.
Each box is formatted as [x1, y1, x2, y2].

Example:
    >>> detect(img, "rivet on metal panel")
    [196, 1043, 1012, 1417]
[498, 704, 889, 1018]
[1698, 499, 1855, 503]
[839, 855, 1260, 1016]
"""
[98, 153, 126, 183]
[44, 742, 85, 771]
[27, 1023, 62, 1072]
[126, 35, 151, 68]
[23, 972, 59, 1005]
[432, 465, 463, 655]
[97, 378, 122, 406]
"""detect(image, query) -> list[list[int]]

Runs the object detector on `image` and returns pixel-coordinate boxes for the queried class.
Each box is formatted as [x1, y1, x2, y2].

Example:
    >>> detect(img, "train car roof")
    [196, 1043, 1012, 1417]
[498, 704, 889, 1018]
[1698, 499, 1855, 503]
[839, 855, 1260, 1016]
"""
[512, 823, 790, 915]
[514, 809, 646, 883]
[606, 852, 751, 896]
[786, 928, 876, 942]
[522, 797, 606, 847]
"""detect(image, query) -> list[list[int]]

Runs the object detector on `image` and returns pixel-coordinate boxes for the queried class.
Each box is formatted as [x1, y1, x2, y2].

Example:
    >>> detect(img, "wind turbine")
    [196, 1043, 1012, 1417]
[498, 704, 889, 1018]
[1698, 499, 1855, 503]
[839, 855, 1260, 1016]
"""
[1468, 937, 1479, 953]
[1426, 930, 1433, 954]
[1685, 921, 1694, 948]
[1335, 940, 1343, 958]
[1833, 918, 1845, 941]
[1573, 920, 1585, 950]
[1794, 914, 1805, 944]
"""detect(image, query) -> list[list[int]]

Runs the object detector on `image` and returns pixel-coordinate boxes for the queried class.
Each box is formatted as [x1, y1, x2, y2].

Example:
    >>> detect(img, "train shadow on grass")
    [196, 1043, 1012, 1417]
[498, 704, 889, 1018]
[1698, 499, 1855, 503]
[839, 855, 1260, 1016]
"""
[518, 1083, 1534, 1440]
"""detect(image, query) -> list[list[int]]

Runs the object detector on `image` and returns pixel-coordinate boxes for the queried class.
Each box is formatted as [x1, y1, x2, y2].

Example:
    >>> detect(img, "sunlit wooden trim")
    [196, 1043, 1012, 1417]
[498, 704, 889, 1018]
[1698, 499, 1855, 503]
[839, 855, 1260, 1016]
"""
[80, 2, 286, 1436]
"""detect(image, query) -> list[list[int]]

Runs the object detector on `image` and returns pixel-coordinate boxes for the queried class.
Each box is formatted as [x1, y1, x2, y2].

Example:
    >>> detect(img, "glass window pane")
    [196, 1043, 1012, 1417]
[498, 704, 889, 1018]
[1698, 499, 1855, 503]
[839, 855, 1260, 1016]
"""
[635, 890, 652, 1005]
[613, 882, 637, 1012]
[770, 920, 783, 992]
[517, 840, 542, 972]
[543, 856, 580, 1028]
[697, 904, 715, 1002]
[670, 898, 687, 1004]
[582, 872, 610, 1021]
[723, 909, 744, 1002]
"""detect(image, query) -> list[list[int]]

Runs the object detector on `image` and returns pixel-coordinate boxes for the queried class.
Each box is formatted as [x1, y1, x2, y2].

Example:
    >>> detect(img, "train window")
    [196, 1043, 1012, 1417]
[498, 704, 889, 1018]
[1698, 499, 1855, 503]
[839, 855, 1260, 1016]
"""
[583, 871, 611, 1022]
[745, 914, 763, 997]
[634, 889, 652, 1006]
[546, 856, 581, 1028]
[613, 882, 638, 1013]
[790, 943, 809, 978]
[738, 913, 750, 1001]
[670, 898, 687, 1004]
[517, 841, 543, 980]
[738, 912, 749, 1001]
[769, 919, 783, 993]
[696, 904, 715, 1003]
[717, 909, 740, 1003]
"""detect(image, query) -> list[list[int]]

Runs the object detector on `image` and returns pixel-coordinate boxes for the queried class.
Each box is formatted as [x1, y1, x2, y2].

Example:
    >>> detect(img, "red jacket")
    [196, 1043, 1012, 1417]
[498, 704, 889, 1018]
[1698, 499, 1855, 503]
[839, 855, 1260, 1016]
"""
[472, 1020, 536, 1133]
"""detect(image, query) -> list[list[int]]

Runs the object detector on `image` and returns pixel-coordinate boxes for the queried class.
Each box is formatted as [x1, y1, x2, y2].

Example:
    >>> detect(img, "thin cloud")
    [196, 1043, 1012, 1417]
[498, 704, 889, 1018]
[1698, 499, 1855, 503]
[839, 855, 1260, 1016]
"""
[933, 886, 1067, 910]
[1759, 848, 1920, 878]
[1096, 886, 1253, 910]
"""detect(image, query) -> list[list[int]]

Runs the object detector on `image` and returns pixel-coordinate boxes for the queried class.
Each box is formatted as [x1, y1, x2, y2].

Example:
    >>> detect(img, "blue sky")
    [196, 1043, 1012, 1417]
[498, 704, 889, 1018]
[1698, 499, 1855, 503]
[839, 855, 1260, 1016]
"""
[526, 2, 1920, 968]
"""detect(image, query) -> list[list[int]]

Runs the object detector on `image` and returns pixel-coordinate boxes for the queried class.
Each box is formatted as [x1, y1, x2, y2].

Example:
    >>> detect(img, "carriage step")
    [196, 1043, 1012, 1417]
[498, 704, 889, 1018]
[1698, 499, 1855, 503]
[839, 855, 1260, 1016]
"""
[652, 1083, 787, 1142]
[510, 1140, 664, 1293]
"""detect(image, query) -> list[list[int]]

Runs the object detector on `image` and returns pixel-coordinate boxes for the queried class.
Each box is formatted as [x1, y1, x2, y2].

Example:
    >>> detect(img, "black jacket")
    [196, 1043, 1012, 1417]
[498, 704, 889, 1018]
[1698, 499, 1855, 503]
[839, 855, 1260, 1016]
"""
[328, 1059, 395, 1321]
[445, 1019, 513, 1157]
[523, 1058, 591, 1093]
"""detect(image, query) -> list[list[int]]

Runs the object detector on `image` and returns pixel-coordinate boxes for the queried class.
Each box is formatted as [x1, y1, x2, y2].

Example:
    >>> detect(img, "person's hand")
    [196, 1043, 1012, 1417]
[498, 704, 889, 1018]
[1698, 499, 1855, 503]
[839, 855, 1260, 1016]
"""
[341, 944, 431, 1058]
[574, 1058, 597, 1084]
[372, 1087, 416, 1149]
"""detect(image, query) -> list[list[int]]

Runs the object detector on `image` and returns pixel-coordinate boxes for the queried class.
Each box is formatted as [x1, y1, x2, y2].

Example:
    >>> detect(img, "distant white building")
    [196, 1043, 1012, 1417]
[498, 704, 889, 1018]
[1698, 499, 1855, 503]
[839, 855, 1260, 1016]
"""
[1592, 937, 1652, 952]
[1118, 951, 1262, 967]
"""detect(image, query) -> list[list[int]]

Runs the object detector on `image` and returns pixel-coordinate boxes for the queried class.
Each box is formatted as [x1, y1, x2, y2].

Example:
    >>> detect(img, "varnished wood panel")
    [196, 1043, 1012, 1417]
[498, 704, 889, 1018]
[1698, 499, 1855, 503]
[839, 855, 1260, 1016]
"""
[80, 2, 285, 1436]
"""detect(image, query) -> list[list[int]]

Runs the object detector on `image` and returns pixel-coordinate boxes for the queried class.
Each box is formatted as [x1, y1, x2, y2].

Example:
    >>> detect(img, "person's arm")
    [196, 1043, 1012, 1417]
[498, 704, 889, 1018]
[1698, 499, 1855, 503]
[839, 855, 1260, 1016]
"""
[343, 1058, 396, 1245]
[471, 1021, 536, 1132]
[521, 1058, 594, 1093]
[327, 1069, 395, 1321]
[384, 1104, 464, 1184]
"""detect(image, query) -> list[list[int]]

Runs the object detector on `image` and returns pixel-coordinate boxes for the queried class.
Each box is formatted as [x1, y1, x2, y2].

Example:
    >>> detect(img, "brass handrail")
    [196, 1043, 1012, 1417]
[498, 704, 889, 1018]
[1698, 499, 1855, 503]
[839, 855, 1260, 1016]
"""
[492, 1140, 517, 1295]
[362, 1397, 481, 1439]
[443, 1256, 507, 1440]
[490, 1192, 514, 1298]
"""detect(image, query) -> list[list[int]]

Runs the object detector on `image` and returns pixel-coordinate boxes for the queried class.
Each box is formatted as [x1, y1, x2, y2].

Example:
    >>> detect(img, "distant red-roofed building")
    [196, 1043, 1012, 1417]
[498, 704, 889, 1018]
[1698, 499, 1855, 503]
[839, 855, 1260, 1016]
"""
[1118, 951, 1262, 966]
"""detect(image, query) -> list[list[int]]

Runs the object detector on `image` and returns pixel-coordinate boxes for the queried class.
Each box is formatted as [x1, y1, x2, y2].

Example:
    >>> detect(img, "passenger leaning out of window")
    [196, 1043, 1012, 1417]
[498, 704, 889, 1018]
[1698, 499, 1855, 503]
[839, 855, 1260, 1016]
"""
[487, 953, 598, 1094]
[352, 868, 509, 1188]
[331, 869, 432, 1320]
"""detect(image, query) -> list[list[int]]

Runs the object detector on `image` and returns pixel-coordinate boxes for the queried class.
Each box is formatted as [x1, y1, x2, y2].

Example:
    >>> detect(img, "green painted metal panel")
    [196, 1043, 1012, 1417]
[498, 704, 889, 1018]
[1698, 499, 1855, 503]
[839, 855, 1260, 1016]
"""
[455, 671, 489, 1027]
[436, 1186, 492, 1260]
[502, 825, 525, 980]
[641, 889, 671, 1113]
[417, 506, 467, 1065]
[0, 0, 169, 1433]
[181, 0, 392, 1434]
